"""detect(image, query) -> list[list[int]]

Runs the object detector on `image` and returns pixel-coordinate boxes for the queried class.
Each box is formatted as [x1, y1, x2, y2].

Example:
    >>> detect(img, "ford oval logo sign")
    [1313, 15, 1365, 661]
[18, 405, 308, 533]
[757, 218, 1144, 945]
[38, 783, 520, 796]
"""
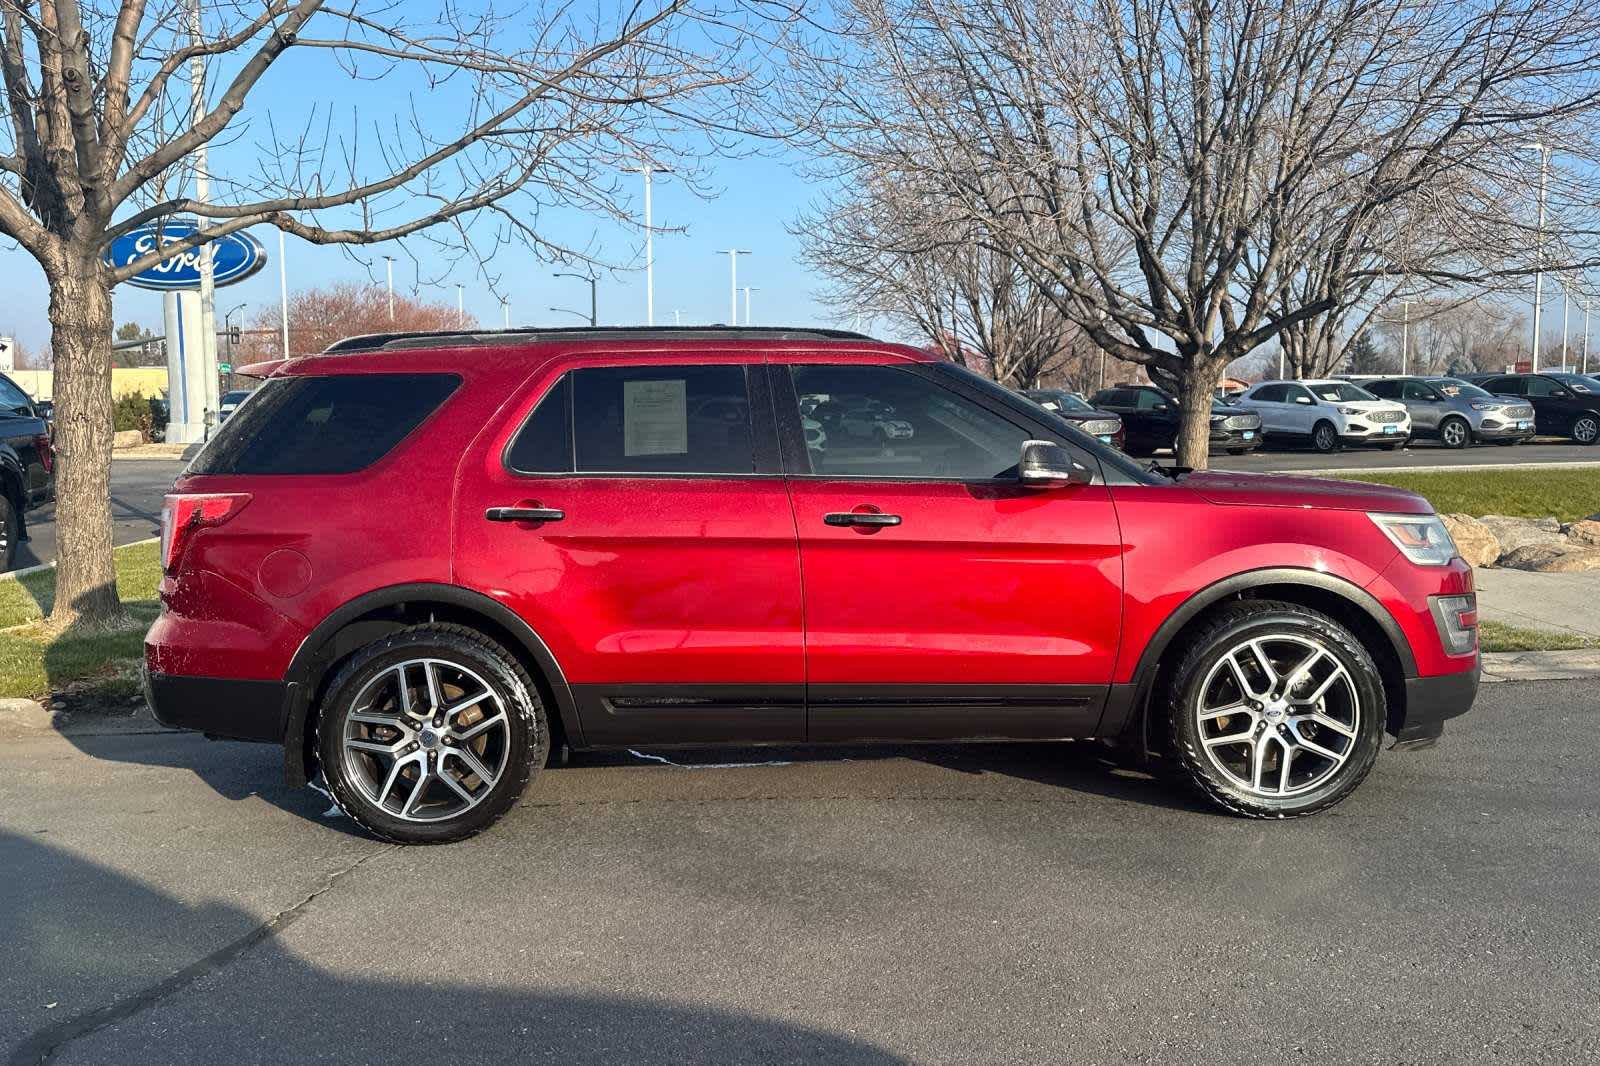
[103, 221, 267, 291]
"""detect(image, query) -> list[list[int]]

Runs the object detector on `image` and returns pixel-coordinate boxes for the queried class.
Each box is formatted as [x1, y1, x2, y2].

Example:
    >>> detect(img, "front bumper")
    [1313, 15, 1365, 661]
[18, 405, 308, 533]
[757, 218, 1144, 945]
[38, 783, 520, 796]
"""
[1395, 660, 1480, 746]
[143, 666, 293, 743]
[1471, 417, 1536, 441]
[1208, 428, 1262, 452]
[1341, 421, 1410, 444]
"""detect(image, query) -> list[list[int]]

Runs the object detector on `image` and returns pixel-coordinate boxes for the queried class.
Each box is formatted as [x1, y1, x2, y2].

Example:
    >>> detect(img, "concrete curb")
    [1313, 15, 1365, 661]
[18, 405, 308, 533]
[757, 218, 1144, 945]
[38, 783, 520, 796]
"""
[1282, 460, 1600, 476]
[1481, 649, 1600, 683]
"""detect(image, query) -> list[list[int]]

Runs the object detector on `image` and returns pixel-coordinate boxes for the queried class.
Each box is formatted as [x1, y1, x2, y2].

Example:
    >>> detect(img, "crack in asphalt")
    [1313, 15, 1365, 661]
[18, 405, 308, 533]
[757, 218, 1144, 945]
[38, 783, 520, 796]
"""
[6, 844, 396, 1066]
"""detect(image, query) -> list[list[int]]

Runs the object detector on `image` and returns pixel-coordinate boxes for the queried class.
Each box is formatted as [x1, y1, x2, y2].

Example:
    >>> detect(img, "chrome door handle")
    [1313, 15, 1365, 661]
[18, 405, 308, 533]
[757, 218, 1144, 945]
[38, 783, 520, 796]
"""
[823, 512, 901, 527]
[485, 506, 565, 523]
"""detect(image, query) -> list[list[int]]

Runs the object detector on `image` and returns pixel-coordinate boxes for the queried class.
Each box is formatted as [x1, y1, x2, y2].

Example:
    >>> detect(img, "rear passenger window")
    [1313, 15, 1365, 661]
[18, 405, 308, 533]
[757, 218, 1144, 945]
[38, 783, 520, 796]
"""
[505, 376, 572, 474]
[571, 365, 754, 475]
[188, 373, 458, 475]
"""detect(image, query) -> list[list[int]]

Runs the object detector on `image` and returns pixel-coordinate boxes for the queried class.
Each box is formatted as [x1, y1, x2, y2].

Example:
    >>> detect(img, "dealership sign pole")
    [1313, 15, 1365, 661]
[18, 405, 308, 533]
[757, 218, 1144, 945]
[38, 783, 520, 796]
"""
[102, 222, 266, 444]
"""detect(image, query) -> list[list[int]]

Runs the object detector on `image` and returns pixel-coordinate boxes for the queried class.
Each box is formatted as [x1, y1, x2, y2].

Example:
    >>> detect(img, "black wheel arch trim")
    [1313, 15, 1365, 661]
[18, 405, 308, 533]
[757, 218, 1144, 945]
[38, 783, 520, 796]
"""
[281, 582, 583, 785]
[1108, 567, 1418, 749]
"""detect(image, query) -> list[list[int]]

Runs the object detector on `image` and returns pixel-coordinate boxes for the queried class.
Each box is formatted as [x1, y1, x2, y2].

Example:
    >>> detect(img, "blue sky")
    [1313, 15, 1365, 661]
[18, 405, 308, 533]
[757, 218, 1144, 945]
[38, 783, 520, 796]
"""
[0, 149, 838, 355]
[0, 5, 842, 357]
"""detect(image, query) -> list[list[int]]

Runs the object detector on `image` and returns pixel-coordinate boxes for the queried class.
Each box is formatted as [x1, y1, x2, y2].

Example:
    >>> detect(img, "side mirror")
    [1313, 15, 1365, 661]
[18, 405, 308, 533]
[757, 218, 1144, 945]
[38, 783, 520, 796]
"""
[1018, 440, 1092, 488]
[1294, 395, 1314, 405]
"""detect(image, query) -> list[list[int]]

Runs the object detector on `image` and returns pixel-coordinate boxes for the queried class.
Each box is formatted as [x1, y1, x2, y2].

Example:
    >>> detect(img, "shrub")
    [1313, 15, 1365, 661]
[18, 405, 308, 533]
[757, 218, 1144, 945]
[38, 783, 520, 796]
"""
[112, 390, 149, 438]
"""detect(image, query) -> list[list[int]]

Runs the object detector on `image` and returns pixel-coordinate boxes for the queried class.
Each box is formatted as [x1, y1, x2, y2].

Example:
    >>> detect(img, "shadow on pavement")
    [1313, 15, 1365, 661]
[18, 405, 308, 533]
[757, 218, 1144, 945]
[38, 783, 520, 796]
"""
[59, 720, 1209, 841]
[1, 830, 912, 1065]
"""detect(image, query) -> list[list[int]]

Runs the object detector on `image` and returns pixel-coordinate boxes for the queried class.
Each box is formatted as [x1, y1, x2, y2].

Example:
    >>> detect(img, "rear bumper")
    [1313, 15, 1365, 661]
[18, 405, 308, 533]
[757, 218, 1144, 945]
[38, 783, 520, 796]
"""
[143, 667, 291, 743]
[1395, 660, 1480, 745]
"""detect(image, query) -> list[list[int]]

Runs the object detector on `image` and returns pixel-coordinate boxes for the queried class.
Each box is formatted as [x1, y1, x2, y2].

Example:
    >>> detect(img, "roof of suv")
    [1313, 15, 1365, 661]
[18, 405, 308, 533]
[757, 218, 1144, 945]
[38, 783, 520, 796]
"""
[236, 326, 925, 379]
[323, 325, 876, 354]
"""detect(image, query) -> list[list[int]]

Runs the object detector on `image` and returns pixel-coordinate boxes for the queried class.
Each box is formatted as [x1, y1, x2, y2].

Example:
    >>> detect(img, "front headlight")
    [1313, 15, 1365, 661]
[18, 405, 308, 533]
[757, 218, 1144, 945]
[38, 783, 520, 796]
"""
[1369, 513, 1458, 566]
[1470, 401, 1499, 411]
[1337, 405, 1361, 415]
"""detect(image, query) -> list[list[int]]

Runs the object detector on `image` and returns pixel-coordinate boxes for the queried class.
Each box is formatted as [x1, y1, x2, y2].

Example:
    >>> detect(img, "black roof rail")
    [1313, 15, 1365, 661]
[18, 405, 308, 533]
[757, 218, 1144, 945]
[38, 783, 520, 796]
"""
[322, 325, 875, 354]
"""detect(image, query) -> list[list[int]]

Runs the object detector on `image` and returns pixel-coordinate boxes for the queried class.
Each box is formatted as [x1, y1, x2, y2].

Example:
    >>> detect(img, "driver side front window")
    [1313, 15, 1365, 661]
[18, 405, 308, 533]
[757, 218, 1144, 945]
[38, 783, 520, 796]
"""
[787, 365, 1031, 480]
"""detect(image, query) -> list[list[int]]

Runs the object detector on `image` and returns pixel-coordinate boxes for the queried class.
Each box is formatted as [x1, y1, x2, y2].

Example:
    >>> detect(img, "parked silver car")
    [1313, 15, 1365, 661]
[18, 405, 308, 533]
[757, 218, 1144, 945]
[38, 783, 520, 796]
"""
[1355, 376, 1535, 449]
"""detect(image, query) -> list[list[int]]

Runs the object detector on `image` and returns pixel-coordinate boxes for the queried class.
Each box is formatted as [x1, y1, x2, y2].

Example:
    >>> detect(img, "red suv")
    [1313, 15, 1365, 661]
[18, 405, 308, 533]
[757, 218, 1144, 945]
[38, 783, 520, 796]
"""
[144, 328, 1480, 843]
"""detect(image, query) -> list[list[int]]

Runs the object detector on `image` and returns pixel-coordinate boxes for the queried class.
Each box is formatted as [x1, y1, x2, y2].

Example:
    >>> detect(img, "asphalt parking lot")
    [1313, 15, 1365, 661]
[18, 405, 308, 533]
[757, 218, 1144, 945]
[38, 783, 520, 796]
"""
[4, 679, 1595, 1065]
[10, 460, 182, 572]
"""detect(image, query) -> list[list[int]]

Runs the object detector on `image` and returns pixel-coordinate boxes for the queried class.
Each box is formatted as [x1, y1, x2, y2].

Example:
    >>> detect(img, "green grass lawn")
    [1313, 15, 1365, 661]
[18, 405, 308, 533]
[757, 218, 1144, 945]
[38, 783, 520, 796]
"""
[1478, 619, 1600, 653]
[0, 541, 161, 699]
[1329, 467, 1599, 523]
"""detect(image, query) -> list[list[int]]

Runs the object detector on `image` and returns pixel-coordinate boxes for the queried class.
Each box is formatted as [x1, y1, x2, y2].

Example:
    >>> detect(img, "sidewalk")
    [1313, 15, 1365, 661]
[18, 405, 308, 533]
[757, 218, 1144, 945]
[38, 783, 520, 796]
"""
[1474, 567, 1600, 640]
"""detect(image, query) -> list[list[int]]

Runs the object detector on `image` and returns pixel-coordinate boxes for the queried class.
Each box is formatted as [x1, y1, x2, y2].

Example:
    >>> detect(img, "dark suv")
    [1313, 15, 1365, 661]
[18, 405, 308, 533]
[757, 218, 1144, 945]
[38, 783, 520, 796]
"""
[0, 372, 54, 570]
[146, 328, 1479, 842]
[1087, 384, 1263, 456]
[1467, 372, 1600, 444]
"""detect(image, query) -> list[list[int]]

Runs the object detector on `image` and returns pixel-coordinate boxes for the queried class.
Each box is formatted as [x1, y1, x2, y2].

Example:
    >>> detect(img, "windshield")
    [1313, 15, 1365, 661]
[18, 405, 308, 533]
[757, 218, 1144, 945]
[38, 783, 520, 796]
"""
[1553, 374, 1600, 394]
[1310, 382, 1378, 403]
[1430, 378, 1492, 400]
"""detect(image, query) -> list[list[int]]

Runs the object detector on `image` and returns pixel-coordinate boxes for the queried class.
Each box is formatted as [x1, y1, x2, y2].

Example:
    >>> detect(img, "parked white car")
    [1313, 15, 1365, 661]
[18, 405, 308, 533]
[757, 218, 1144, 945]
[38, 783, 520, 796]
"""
[1234, 379, 1411, 453]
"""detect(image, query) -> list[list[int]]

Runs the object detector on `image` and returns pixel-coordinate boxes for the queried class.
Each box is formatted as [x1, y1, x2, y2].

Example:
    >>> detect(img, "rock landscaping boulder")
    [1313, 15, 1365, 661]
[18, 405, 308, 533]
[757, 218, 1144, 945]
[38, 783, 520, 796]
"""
[112, 429, 144, 449]
[1497, 544, 1600, 573]
[1476, 515, 1568, 556]
[1565, 519, 1600, 549]
[1440, 514, 1500, 567]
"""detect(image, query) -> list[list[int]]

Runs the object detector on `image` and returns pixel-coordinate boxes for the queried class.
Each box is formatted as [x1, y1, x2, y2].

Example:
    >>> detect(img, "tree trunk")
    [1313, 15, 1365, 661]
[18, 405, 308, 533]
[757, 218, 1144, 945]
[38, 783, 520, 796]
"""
[1173, 360, 1227, 470]
[46, 254, 127, 630]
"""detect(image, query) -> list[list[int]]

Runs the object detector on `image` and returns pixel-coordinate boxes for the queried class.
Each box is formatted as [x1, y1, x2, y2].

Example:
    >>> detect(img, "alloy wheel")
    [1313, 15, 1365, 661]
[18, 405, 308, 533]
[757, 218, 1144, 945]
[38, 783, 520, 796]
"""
[1441, 419, 1468, 448]
[1313, 424, 1337, 452]
[340, 657, 512, 822]
[1194, 635, 1361, 798]
[1576, 416, 1599, 444]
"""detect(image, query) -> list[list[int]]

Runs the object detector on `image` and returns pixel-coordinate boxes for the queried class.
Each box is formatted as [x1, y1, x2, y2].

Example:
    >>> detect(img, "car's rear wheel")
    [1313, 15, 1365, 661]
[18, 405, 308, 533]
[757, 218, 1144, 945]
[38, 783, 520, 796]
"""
[317, 624, 547, 844]
[1573, 414, 1599, 445]
[1439, 416, 1471, 449]
[1310, 421, 1339, 453]
[0, 492, 16, 572]
[1166, 602, 1385, 818]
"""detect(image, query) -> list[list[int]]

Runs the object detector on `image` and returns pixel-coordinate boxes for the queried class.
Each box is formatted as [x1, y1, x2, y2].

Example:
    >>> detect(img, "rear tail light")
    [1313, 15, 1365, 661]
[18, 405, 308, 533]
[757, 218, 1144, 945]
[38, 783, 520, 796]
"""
[1430, 594, 1478, 656]
[160, 493, 251, 573]
[34, 434, 52, 473]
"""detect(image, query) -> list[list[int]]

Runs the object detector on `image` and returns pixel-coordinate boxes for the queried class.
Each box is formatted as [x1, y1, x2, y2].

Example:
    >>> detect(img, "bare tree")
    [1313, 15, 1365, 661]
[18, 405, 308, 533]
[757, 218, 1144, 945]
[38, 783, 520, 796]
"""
[795, 172, 1081, 387]
[789, 0, 1600, 467]
[0, 0, 766, 626]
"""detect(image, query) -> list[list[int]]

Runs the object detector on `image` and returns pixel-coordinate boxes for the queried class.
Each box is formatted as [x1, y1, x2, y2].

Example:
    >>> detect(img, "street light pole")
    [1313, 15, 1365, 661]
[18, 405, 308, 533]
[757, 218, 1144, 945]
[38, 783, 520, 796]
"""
[278, 231, 290, 356]
[717, 250, 751, 325]
[383, 256, 396, 322]
[456, 284, 465, 328]
[554, 273, 598, 326]
[1561, 280, 1571, 370]
[671, 309, 684, 326]
[623, 164, 668, 325]
[1584, 294, 1592, 375]
[1522, 143, 1550, 371]
[742, 286, 760, 326]
[1401, 301, 1410, 375]
[501, 297, 510, 330]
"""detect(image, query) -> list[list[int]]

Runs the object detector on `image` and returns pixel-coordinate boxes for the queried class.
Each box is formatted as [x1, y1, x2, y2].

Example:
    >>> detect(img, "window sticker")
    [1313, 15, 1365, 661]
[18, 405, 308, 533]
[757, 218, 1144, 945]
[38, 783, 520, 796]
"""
[623, 378, 688, 455]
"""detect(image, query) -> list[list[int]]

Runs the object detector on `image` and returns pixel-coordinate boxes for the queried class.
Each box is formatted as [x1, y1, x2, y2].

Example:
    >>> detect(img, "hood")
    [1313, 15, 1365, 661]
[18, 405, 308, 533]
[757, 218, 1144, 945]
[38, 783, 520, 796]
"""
[1060, 407, 1121, 422]
[1180, 469, 1433, 514]
[1331, 398, 1405, 412]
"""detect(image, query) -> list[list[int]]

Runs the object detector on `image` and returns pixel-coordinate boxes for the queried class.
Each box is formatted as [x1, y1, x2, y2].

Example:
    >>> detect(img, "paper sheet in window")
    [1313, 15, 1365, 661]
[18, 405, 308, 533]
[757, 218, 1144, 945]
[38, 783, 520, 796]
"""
[623, 379, 688, 455]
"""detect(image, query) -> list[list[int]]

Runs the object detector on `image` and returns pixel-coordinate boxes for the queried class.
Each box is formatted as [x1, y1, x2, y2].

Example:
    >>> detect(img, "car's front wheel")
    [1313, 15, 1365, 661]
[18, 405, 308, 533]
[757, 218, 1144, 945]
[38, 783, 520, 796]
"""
[1310, 421, 1339, 453]
[317, 624, 547, 844]
[1573, 414, 1599, 445]
[1439, 416, 1471, 449]
[1166, 602, 1385, 818]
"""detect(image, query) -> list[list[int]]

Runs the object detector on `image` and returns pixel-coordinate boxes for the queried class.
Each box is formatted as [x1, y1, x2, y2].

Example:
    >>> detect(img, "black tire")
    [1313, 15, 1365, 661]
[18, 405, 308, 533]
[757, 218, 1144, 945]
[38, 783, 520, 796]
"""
[316, 623, 547, 844]
[1165, 601, 1385, 819]
[0, 492, 16, 572]
[1438, 416, 1471, 450]
[1226, 447, 1246, 456]
[1376, 443, 1400, 451]
[1310, 421, 1339, 453]
[1572, 414, 1599, 446]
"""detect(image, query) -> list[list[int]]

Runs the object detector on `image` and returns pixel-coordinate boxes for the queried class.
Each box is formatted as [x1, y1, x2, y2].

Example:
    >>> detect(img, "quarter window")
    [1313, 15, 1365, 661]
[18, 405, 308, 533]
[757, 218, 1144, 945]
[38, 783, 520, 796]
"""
[1524, 376, 1559, 398]
[570, 365, 755, 475]
[505, 375, 572, 474]
[788, 364, 1030, 480]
